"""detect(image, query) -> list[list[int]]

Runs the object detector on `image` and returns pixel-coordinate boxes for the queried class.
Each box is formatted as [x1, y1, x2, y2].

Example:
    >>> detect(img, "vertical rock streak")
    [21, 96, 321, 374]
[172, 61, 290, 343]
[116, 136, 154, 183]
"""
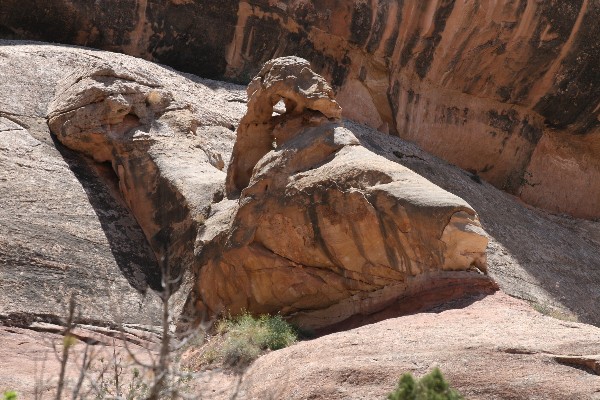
[219, 0, 599, 218]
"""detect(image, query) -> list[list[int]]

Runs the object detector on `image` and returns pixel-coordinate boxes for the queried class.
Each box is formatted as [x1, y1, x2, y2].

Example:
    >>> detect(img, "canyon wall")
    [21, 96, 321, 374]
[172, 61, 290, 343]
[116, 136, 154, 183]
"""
[1, 0, 599, 218]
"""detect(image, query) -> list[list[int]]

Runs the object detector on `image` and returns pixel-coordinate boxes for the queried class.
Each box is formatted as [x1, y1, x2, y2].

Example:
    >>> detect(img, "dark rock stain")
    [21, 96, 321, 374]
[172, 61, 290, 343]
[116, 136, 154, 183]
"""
[442, 106, 461, 125]
[497, 86, 513, 102]
[487, 109, 519, 133]
[384, 1, 403, 58]
[388, 80, 401, 129]
[399, 32, 419, 68]
[534, 1, 599, 133]
[241, 15, 283, 65]
[350, 1, 372, 47]
[414, 0, 456, 79]
[519, 116, 543, 144]
[366, 1, 389, 54]
[446, 30, 476, 74]
[331, 54, 351, 89]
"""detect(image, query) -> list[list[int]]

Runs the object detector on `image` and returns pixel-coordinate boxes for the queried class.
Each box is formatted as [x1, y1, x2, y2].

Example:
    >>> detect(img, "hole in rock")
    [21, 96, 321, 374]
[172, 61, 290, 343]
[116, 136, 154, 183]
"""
[272, 99, 286, 116]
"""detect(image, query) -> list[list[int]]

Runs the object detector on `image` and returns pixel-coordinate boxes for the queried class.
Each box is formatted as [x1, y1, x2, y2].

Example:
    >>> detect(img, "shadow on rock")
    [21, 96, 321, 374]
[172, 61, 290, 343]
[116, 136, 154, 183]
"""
[49, 133, 161, 293]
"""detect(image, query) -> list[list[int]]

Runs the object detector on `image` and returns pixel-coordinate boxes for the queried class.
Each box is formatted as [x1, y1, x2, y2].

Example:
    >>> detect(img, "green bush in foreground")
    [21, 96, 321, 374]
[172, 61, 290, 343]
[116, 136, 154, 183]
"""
[2, 391, 17, 400]
[388, 368, 464, 400]
[204, 313, 297, 367]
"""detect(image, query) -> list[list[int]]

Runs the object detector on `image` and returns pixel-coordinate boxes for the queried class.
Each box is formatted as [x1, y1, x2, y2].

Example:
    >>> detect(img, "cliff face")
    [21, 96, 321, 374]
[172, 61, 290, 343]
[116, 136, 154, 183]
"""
[225, 0, 600, 219]
[2, 41, 599, 331]
[0, 0, 239, 78]
[42, 53, 493, 330]
[2, 0, 598, 218]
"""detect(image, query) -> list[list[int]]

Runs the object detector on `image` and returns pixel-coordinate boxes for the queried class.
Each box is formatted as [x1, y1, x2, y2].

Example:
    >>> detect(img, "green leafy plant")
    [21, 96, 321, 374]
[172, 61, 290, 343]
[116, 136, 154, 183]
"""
[2, 391, 17, 400]
[387, 368, 464, 400]
[199, 313, 297, 368]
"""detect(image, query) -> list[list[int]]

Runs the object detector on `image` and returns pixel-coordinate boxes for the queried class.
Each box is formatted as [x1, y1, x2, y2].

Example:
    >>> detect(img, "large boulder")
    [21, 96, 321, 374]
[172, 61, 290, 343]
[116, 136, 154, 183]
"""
[46, 54, 493, 329]
[195, 57, 492, 329]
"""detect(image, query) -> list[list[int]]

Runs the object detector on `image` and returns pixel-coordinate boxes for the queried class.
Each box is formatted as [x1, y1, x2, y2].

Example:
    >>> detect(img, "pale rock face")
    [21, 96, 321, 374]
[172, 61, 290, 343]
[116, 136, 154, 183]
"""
[197, 57, 492, 329]
[46, 60, 238, 318]
[4, 43, 600, 398]
[238, 292, 600, 400]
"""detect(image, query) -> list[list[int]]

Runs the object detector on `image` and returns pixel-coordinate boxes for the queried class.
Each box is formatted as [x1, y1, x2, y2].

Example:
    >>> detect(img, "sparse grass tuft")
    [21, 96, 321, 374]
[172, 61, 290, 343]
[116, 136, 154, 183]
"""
[387, 368, 464, 400]
[530, 302, 579, 322]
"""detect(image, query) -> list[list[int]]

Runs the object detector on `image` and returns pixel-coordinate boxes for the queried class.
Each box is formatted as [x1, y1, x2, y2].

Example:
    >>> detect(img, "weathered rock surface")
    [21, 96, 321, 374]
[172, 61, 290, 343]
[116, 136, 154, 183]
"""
[225, 0, 600, 219]
[46, 60, 239, 317]
[233, 292, 600, 399]
[2, 41, 600, 327]
[0, 47, 162, 326]
[2, 41, 600, 398]
[0, 41, 247, 333]
[0, 41, 248, 394]
[2, 0, 599, 218]
[226, 56, 342, 196]
[0, 324, 160, 398]
[351, 120, 600, 326]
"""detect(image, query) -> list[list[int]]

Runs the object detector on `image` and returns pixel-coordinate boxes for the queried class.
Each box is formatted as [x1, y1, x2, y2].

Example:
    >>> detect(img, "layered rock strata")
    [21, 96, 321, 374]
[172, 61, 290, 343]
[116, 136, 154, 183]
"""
[3, 45, 600, 399]
[5, 42, 598, 330]
[4, 42, 600, 397]
[2, 0, 598, 217]
[195, 57, 493, 328]
[224, 0, 600, 219]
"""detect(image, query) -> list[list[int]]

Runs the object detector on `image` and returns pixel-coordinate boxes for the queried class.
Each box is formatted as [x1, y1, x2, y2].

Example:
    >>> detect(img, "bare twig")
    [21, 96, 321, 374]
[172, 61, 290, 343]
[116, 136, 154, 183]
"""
[71, 344, 93, 400]
[112, 339, 122, 397]
[56, 295, 77, 400]
[34, 350, 49, 400]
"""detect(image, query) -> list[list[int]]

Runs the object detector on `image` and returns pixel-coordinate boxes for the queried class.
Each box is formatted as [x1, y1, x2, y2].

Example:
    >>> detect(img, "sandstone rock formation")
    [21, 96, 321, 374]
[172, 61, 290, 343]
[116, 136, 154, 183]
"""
[224, 0, 600, 219]
[3, 40, 599, 328]
[226, 56, 342, 197]
[43, 52, 494, 329]
[193, 56, 492, 329]
[2, 0, 598, 218]
[0, 42, 247, 396]
[2, 42, 600, 399]
[0, 47, 163, 326]
[46, 61, 246, 320]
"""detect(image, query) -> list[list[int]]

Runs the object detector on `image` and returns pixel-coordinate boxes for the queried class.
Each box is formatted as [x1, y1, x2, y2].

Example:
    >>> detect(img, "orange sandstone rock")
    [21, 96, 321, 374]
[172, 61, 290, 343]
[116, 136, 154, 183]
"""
[197, 57, 493, 329]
